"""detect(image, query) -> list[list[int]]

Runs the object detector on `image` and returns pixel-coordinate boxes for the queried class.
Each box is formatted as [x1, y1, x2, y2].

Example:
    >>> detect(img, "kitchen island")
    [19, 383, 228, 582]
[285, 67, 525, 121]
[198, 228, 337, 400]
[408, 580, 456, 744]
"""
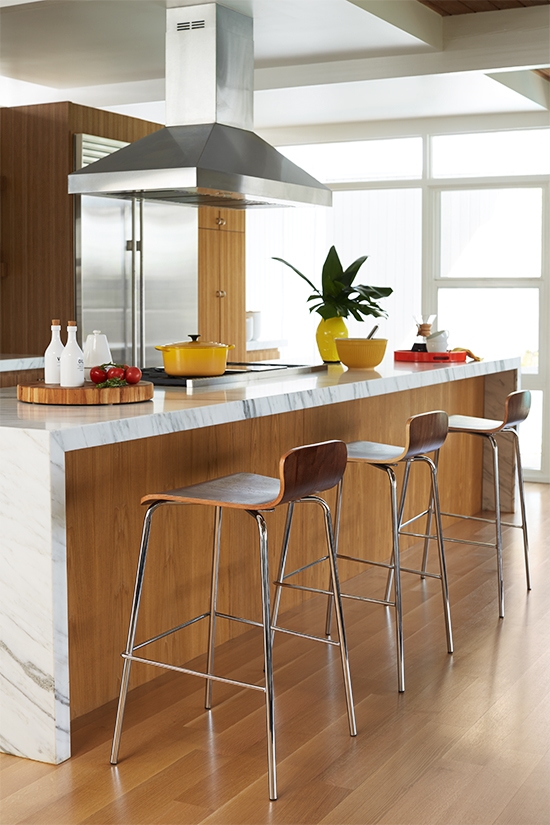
[0, 356, 520, 764]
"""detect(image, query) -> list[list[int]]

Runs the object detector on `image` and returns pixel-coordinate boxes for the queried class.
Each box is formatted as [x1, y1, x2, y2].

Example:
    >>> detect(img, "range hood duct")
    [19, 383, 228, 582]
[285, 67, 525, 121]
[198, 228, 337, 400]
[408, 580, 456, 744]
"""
[68, 3, 331, 208]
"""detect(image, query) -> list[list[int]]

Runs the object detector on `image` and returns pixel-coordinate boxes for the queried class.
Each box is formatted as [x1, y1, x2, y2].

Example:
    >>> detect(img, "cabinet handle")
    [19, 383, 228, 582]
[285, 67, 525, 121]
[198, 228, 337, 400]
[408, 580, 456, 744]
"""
[216, 290, 227, 298]
[215, 217, 227, 226]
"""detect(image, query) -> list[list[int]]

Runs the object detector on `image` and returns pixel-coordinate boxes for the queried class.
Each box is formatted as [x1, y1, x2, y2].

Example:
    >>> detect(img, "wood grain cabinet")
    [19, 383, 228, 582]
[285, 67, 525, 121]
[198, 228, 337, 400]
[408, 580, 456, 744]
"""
[198, 208, 247, 361]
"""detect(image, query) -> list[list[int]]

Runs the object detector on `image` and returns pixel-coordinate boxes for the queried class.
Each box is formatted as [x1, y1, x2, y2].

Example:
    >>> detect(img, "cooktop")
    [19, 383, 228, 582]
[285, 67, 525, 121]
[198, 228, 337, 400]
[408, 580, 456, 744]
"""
[141, 363, 325, 389]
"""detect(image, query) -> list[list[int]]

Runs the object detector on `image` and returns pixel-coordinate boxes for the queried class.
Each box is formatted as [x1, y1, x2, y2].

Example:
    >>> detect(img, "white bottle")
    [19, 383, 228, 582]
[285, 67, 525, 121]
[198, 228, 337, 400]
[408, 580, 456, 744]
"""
[60, 321, 85, 387]
[44, 319, 64, 384]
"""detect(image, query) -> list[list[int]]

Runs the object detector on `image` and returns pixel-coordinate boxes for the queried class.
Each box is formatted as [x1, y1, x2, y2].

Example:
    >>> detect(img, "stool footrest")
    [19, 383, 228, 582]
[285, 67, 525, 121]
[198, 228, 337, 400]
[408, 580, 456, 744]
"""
[272, 625, 339, 646]
[337, 553, 393, 571]
[274, 581, 333, 597]
[215, 612, 262, 629]
[439, 535, 497, 549]
[440, 511, 524, 530]
[341, 592, 395, 608]
[279, 555, 329, 581]
[133, 613, 209, 651]
[122, 653, 266, 693]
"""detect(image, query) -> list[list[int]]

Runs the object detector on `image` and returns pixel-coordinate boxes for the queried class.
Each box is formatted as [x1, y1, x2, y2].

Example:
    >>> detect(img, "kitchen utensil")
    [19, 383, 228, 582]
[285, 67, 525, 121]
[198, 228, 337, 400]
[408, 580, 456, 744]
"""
[426, 330, 449, 353]
[366, 324, 379, 339]
[336, 338, 388, 369]
[155, 335, 235, 376]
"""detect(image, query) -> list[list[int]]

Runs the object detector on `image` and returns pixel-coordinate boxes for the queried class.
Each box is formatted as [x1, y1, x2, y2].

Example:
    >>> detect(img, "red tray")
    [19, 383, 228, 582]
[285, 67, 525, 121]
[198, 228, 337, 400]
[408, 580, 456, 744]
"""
[394, 350, 467, 363]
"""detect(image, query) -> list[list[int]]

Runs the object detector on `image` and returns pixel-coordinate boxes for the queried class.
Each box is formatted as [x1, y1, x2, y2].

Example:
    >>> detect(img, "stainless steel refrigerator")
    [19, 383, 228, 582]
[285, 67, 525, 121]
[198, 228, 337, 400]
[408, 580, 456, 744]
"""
[74, 134, 198, 368]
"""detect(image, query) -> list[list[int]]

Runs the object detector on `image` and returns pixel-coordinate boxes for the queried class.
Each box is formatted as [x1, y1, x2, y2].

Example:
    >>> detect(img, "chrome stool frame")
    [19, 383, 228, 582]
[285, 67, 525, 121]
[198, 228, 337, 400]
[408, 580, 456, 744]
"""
[419, 390, 531, 618]
[110, 441, 356, 801]
[275, 412, 454, 694]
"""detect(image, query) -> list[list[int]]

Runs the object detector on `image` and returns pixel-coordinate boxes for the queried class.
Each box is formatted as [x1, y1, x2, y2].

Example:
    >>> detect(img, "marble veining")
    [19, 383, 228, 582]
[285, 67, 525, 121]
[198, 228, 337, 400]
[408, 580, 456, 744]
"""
[0, 356, 520, 764]
[0, 429, 69, 763]
[0, 355, 44, 372]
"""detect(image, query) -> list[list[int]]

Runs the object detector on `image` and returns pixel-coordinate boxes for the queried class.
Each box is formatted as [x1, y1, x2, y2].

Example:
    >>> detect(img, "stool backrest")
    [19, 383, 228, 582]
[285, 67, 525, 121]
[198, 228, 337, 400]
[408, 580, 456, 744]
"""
[277, 440, 348, 505]
[503, 390, 531, 428]
[402, 410, 449, 460]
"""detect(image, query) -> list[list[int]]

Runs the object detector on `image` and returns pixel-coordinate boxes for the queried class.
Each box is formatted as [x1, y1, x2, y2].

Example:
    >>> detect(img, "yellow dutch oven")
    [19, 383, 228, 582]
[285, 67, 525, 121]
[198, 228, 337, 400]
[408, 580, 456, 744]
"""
[155, 335, 235, 377]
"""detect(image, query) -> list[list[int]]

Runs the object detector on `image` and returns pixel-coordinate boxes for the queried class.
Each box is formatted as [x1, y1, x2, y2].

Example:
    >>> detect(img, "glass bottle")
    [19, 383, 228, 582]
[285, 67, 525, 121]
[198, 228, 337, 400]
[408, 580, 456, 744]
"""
[60, 321, 85, 387]
[44, 319, 64, 384]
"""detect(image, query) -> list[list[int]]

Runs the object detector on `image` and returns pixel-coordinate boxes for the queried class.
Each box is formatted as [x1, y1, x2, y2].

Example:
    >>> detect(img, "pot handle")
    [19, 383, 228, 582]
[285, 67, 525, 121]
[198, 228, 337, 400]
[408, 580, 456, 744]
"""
[154, 345, 169, 352]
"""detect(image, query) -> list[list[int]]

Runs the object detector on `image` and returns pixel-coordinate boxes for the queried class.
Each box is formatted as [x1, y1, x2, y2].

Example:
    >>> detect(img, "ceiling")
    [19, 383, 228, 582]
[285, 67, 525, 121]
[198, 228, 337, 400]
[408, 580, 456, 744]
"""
[1, 0, 549, 135]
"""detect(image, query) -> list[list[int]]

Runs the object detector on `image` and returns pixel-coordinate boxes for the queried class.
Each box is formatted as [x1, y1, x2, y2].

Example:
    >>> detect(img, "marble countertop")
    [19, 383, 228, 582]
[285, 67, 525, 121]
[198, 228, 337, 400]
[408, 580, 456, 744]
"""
[0, 354, 44, 371]
[0, 356, 520, 453]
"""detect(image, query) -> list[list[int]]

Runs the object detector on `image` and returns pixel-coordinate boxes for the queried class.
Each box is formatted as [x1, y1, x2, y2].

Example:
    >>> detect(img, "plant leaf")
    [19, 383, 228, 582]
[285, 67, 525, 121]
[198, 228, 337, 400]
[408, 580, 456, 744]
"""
[272, 257, 320, 296]
[321, 246, 344, 298]
[340, 255, 369, 287]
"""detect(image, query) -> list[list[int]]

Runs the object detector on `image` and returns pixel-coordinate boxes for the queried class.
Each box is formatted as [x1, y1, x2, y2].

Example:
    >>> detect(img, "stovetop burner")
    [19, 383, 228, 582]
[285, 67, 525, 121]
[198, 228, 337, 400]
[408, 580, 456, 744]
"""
[141, 363, 324, 389]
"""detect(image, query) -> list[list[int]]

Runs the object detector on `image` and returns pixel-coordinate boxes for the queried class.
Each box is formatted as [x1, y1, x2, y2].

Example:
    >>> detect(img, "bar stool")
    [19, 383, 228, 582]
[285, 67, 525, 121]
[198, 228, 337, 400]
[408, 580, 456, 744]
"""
[277, 411, 454, 694]
[422, 390, 531, 618]
[110, 440, 356, 801]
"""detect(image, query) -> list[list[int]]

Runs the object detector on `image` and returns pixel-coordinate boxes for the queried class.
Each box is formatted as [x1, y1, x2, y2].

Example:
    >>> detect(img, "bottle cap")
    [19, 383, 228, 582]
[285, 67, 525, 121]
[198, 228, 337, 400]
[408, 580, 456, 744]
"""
[51, 319, 60, 325]
[68, 320, 77, 326]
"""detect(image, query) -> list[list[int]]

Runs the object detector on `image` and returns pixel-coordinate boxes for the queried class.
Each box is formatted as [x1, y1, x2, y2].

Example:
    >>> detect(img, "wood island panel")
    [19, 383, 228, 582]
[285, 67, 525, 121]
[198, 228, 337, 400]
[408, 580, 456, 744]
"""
[65, 376, 483, 721]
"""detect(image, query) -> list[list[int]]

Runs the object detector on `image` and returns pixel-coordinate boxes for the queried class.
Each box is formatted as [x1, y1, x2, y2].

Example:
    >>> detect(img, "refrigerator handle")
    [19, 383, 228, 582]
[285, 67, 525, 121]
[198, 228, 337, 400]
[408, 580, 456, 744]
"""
[139, 199, 145, 369]
[131, 198, 137, 368]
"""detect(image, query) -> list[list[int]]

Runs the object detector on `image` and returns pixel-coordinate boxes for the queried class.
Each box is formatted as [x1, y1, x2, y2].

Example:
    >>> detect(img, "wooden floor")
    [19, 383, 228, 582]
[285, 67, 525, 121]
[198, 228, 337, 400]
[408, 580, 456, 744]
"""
[1, 483, 549, 825]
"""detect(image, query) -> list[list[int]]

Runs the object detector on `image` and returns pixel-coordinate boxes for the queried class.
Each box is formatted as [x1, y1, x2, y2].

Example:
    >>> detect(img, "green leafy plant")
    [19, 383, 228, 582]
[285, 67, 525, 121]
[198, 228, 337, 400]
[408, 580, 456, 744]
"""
[273, 246, 393, 321]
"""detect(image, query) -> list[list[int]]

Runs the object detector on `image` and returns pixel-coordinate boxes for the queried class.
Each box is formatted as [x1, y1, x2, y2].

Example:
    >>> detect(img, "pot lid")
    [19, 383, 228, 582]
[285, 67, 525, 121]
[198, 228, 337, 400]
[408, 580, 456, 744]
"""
[161, 335, 232, 349]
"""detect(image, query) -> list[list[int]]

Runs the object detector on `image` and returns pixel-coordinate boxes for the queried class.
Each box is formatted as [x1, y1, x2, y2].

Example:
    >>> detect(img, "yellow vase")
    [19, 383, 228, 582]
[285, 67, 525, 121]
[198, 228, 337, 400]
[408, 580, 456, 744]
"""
[316, 317, 348, 363]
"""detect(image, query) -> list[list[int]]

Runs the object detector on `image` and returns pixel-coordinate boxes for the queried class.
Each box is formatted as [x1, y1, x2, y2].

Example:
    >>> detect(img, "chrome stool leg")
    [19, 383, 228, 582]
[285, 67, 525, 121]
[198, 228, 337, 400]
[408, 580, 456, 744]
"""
[510, 428, 531, 591]
[316, 496, 357, 735]
[386, 466, 405, 693]
[488, 434, 505, 618]
[384, 459, 411, 604]
[205, 506, 223, 710]
[111, 502, 161, 765]
[422, 455, 453, 654]
[270, 494, 357, 736]
[324, 479, 343, 639]
[271, 501, 295, 638]
[250, 511, 277, 801]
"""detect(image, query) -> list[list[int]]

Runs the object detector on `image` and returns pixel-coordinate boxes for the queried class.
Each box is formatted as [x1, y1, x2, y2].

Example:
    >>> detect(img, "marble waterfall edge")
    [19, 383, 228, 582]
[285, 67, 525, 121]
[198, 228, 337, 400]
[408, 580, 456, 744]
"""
[0, 429, 69, 763]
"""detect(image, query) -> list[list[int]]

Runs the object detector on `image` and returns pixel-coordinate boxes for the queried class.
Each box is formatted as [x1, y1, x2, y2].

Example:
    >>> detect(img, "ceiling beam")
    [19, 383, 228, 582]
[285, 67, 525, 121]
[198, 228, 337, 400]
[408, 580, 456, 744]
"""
[487, 71, 550, 110]
[346, 0, 442, 50]
[255, 6, 550, 90]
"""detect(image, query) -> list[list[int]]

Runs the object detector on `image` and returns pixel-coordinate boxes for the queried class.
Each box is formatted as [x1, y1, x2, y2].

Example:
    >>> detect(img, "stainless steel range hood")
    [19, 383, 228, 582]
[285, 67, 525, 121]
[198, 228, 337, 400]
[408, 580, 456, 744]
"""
[68, 3, 331, 209]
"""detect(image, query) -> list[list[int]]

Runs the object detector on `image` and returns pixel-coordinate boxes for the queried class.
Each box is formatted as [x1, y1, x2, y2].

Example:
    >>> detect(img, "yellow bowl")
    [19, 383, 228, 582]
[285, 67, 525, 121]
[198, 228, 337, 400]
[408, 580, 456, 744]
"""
[335, 337, 388, 369]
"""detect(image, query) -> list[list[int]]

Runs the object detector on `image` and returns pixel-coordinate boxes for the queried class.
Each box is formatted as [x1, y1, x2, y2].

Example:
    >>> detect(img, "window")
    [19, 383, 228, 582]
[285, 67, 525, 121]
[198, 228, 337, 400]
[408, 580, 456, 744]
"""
[279, 137, 422, 183]
[439, 189, 542, 279]
[432, 129, 550, 178]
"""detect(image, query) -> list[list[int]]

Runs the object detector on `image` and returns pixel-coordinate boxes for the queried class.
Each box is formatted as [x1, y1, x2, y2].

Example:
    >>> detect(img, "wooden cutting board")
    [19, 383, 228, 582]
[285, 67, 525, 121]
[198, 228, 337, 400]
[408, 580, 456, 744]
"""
[17, 380, 154, 405]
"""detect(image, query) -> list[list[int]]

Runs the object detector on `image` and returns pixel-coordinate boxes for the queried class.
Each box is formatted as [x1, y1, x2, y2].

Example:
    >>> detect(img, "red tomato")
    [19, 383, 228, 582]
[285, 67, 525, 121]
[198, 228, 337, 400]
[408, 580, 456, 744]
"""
[107, 366, 125, 380]
[125, 366, 142, 384]
[90, 366, 107, 384]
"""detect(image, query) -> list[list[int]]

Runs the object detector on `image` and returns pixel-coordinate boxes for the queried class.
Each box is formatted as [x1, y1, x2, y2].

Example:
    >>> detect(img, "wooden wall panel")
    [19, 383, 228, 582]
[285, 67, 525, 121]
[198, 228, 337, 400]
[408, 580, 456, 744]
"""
[66, 376, 484, 720]
[1, 103, 74, 355]
[0, 102, 162, 356]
